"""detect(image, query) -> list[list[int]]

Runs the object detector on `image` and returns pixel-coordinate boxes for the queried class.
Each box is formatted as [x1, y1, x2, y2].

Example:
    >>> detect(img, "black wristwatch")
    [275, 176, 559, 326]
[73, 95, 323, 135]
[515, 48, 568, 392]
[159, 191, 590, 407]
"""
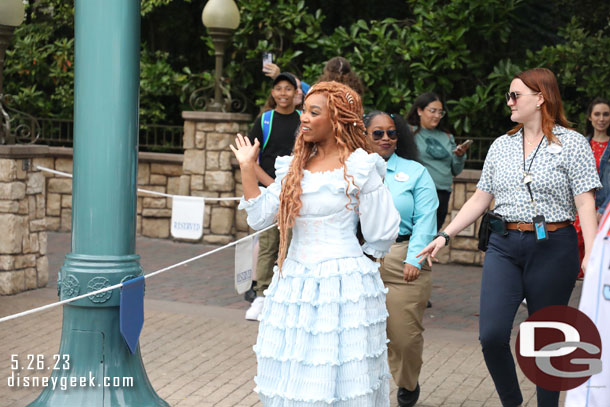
[434, 231, 450, 246]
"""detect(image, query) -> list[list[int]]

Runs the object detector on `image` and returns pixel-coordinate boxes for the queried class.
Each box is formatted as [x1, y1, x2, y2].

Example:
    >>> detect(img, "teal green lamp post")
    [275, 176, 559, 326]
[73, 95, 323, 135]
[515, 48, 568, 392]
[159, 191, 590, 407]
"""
[28, 0, 168, 406]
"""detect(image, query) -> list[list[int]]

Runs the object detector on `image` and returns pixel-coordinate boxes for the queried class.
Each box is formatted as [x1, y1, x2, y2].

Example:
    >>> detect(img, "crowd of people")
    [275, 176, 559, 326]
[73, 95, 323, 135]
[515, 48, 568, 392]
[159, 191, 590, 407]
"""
[231, 58, 606, 407]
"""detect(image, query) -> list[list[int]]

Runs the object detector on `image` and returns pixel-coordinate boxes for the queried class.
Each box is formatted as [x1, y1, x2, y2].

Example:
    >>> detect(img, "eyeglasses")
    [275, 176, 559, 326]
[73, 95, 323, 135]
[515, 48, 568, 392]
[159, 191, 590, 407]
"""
[426, 107, 446, 117]
[505, 91, 540, 103]
[371, 130, 398, 140]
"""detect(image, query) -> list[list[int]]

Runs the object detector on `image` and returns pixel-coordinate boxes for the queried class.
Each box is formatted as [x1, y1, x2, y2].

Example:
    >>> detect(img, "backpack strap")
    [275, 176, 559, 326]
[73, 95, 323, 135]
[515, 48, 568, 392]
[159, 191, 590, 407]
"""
[260, 110, 274, 157]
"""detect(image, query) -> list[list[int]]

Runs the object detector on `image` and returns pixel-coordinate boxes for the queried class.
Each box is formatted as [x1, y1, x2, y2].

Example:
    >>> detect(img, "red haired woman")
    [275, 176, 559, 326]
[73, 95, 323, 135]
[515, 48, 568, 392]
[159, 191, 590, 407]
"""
[418, 68, 600, 407]
[232, 81, 400, 406]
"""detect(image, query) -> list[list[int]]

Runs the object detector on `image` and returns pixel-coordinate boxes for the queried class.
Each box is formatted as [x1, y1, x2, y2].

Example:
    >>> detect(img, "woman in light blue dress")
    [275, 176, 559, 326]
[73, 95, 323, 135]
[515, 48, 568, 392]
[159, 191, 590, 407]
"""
[231, 81, 401, 406]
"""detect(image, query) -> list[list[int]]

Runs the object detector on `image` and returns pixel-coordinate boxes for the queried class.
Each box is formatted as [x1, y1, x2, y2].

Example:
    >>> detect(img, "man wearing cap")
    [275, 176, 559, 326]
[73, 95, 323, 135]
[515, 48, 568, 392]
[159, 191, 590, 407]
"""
[245, 72, 301, 320]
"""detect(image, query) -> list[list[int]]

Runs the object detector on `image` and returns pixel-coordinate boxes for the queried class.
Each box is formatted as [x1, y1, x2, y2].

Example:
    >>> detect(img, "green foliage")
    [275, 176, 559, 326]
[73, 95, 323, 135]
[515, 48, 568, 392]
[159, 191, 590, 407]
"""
[524, 18, 610, 131]
[141, 0, 184, 16]
[2, 0, 610, 156]
[4, 22, 74, 118]
[220, 0, 325, 108]
[139, 47, 212, 124]
[296, 0, 525, 137]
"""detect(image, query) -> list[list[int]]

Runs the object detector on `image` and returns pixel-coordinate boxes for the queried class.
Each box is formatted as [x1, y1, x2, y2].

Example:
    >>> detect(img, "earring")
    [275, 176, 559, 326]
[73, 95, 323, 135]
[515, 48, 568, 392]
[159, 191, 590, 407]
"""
[536, 104, 541, 110]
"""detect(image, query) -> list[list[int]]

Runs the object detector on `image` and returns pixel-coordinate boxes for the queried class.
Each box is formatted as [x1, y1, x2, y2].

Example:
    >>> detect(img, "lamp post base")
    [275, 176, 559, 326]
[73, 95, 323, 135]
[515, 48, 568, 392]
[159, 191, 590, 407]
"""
[27, 307, 169, 407]
[27, 254, 168, 407]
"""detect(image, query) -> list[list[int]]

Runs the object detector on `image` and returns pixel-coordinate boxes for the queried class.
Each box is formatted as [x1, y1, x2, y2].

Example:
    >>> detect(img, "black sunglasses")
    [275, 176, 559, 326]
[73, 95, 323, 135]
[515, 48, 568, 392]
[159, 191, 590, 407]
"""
[371, 130, 398, 140]
[505, 91, 539, 103]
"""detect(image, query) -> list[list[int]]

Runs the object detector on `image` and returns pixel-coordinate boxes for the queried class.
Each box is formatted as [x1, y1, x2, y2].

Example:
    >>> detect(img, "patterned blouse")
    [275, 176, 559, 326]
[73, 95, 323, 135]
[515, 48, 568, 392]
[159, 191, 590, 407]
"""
[477, 125, 601, 222]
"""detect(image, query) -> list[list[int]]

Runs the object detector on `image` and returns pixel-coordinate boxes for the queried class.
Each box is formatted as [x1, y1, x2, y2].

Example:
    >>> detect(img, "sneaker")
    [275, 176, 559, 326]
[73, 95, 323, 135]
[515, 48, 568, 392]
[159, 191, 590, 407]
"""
[245, 296, 265, 321]
[397, 383, 420, 407]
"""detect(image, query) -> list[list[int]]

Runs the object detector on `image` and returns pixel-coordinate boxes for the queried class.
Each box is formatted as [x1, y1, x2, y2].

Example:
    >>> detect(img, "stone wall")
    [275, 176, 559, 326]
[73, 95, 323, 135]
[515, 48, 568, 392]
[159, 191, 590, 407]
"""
[136, 154, 183, 238]
[437, 169, 490, 266]
[0, 146, 49, 295]
[180, 111, 252, 244]
[37, 148, 183, 238]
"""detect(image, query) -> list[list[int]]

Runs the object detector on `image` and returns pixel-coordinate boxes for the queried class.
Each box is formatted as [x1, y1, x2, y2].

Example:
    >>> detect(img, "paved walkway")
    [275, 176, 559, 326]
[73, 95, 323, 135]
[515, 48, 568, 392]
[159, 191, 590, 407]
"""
[0, 232, 581, 406]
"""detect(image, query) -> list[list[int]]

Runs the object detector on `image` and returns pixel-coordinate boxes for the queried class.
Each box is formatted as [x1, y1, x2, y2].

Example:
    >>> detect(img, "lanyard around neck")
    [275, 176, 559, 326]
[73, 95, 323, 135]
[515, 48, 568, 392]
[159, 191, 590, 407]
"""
[522, 134, 544, 214]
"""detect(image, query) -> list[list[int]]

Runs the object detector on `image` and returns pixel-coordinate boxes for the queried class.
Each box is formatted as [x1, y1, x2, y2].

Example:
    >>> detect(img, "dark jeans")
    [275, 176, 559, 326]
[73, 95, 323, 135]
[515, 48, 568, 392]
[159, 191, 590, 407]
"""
[436, 189, 451, 231]
[480, 227, 579, 407]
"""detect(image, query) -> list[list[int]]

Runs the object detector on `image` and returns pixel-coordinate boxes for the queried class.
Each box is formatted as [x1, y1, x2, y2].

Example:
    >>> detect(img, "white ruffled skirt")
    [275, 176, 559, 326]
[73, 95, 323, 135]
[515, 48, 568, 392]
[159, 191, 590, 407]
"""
[254, 256, 390, 406]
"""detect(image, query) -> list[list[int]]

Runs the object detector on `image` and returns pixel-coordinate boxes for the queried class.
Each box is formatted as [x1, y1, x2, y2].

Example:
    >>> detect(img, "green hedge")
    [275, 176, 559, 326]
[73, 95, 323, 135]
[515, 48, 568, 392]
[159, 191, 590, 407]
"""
[3, 0, 610, 152]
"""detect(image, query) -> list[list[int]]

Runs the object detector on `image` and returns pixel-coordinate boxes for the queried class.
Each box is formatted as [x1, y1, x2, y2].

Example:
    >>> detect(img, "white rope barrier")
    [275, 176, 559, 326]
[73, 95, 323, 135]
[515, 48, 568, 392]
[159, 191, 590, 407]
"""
[0, 224, 276, 324]
[36, 166, 242, 201]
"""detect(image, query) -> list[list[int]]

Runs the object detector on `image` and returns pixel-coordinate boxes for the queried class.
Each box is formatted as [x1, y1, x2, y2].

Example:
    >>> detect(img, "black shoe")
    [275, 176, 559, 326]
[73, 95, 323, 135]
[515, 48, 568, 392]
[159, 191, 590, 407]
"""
[426, 300, 432, 308]
[397, 383, 420, 407]
[244, 282, 257, 303]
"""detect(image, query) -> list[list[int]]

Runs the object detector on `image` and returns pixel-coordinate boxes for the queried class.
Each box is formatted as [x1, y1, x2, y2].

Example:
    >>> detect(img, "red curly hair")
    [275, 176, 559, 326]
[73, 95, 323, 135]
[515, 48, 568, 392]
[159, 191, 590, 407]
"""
[276, 81, 373, 271]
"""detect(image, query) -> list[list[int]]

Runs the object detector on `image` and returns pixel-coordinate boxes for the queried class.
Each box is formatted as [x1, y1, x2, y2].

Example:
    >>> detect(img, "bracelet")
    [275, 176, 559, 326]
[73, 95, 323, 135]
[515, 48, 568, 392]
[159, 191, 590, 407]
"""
[434, 231, 450, 246]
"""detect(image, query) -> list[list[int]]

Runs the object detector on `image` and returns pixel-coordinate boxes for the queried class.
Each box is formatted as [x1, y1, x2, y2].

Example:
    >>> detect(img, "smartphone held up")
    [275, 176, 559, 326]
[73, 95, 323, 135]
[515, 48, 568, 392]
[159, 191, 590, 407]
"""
[454, 139, 473, 154]
[262, 52, 273, 68]
[459, 139, 473, 149]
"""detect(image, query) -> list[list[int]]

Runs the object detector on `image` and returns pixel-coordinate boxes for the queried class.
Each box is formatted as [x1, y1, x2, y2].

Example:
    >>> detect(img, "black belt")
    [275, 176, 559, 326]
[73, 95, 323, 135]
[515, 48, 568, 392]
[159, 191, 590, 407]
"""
[396, 234, 410, 243]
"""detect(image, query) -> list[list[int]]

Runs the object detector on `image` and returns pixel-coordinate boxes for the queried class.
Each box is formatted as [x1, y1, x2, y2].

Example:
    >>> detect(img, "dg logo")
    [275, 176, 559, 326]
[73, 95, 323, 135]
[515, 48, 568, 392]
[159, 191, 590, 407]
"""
[516, 305, 602, 391]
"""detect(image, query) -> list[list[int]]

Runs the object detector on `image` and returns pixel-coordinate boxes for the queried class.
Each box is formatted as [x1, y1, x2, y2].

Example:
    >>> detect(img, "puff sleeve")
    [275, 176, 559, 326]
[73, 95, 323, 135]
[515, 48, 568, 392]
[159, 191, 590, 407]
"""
[237, 156, 293, 230]
[349, 150, 400, 258]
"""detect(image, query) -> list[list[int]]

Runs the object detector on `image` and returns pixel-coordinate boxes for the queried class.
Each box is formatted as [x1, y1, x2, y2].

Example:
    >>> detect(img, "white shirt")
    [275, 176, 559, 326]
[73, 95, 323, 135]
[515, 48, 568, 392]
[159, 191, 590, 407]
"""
[564, 205, 610, 406]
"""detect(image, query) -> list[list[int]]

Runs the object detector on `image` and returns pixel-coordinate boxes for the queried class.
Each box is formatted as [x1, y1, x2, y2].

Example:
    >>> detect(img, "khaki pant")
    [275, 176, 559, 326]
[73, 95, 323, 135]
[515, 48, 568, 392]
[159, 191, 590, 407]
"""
[255, 227, 280, 297]
[380, 241, 432, 391]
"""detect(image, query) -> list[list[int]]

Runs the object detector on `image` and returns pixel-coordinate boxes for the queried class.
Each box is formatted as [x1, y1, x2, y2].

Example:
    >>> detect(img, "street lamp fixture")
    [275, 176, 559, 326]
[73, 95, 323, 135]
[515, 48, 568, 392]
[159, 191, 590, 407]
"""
[201, 0, 240, 112]
[0, 0, 25, 144]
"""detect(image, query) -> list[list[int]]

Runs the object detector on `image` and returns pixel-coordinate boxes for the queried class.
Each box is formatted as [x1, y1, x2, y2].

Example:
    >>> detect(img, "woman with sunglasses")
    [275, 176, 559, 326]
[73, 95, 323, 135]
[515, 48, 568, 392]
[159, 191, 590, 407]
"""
[364, 111, 438, 407]
[417, 68, 600, 407]
[406, 92, 469, 231]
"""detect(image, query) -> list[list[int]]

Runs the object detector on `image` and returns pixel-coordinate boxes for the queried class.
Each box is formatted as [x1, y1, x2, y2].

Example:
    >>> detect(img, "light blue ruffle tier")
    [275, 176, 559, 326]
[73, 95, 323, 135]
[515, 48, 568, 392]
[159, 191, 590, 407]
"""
[254, 256, 390, 406]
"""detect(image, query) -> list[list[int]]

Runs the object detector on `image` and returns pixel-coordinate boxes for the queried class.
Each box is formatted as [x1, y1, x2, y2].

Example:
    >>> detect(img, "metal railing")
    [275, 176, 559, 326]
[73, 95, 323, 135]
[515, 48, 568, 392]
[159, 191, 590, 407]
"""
[35, 118, 183, 153]
[455, 136, 495, 170]
[32, 117, 493, 167]
[38, 118, 73, 146]
[138, 124, 184, 153]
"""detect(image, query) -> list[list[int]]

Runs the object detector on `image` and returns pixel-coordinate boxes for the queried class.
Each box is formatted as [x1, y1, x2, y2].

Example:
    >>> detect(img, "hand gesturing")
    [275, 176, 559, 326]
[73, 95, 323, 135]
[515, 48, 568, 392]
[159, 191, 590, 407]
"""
[230, 133, 260, 167]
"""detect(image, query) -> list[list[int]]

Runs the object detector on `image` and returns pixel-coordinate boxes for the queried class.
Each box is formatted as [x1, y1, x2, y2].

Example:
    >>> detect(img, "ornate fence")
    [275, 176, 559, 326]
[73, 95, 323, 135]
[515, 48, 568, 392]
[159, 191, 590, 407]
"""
[31, 117, 495, 168]
[34, 118, 184, 153]
[455, 136, 496, 170]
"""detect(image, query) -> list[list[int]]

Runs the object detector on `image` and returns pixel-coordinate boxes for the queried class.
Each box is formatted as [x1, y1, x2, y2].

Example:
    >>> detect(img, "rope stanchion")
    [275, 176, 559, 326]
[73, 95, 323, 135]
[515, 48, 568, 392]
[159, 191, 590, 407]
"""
[36, 166, 242, 201]
[0, 224, 276, 324]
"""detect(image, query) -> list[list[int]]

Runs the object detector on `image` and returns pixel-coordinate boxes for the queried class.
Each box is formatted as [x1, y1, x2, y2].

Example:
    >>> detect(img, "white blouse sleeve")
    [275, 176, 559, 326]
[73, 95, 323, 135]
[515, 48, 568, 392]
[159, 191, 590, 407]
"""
[237, 156, 293, 230]
[348, 150, 400, 257]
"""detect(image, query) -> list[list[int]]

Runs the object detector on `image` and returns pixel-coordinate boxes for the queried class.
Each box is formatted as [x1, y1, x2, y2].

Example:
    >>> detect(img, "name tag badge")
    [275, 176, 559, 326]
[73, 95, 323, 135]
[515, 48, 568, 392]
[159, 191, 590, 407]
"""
[533, 215, 548, 242]
[394, 172, 409, 182]
[547, 143, 562, 154]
